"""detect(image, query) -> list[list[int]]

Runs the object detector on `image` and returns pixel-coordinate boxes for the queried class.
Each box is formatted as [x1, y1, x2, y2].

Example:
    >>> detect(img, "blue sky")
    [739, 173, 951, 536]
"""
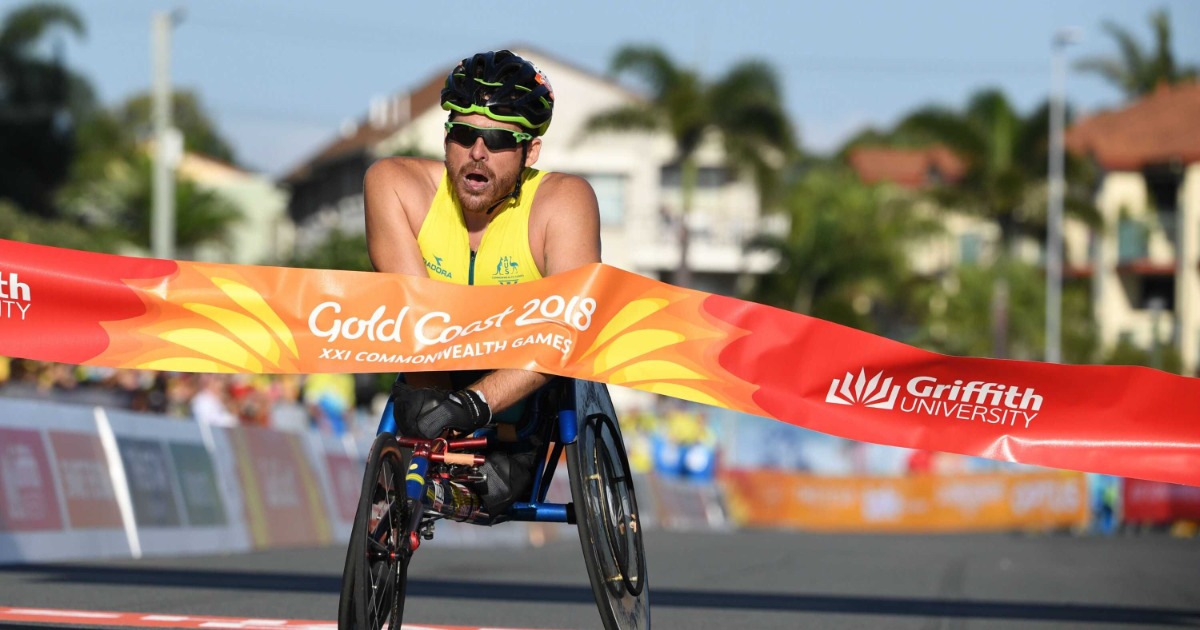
[7, 0, 1198, 175]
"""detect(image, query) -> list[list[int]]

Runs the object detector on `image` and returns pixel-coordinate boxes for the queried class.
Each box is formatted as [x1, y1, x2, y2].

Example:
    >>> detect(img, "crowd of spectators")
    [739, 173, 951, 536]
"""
[0, 356, 382, 436]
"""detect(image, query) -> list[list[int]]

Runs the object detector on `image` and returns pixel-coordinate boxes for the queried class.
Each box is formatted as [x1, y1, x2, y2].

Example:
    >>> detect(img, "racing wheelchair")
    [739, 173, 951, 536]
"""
[338, 378, 649, 630]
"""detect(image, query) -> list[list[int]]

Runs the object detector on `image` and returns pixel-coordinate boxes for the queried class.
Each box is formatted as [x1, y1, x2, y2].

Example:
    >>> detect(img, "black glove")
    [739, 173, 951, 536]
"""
[392, 382, 492, 439]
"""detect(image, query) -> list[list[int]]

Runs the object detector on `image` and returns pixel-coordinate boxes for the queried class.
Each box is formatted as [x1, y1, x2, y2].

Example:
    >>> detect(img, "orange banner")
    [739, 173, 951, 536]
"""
[722, 470, 1088, 532]
[1, 239, 1199, 487]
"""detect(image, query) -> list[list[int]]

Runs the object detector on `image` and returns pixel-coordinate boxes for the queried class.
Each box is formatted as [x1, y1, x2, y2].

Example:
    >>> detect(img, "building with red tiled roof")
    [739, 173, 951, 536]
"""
[1065, 82, 1200, 171]
[1063, 81, 1200, 375]
[848, 145, 968, 189]
[844, 144, 1018, 278]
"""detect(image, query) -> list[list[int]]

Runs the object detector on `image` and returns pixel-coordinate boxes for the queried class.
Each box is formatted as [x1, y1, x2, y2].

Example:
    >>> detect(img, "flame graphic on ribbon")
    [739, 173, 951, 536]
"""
[98, 264, 301, 374]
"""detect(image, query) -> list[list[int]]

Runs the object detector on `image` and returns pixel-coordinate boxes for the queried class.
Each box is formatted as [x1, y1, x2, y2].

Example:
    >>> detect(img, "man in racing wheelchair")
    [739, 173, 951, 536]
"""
[364, 49, 600, 518]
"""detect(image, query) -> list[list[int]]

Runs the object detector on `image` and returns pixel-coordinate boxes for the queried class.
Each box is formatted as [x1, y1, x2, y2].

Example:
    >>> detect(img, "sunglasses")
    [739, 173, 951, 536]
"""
[444, 121, 533, 151]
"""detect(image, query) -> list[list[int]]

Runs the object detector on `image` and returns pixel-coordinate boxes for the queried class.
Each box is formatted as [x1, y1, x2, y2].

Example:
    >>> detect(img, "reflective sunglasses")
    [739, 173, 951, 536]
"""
[444, 121, 533, 151]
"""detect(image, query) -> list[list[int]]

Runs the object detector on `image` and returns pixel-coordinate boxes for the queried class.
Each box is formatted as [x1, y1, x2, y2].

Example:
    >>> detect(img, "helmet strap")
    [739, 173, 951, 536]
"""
[485, 142, 530, 215]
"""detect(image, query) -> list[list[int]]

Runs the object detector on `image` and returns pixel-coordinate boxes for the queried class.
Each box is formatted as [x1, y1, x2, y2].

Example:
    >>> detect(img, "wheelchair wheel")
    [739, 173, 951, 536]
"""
[567, 380, 650, 630]
[338, 433, 409, 630]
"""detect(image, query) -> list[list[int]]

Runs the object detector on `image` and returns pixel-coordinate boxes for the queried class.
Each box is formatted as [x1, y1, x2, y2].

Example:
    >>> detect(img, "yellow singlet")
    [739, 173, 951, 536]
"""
[417, 168, 546, 286]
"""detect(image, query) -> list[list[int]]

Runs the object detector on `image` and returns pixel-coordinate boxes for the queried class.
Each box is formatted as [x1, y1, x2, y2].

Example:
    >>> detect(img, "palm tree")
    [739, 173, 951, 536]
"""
[0, 2, 94, 216]
[116, 90, 238, 164]
[286, 229, 373, 272]
[582, 45, 796, 288]
[747, 167, 940, 333]
[1075, 8, 1198, 99]
[893, 89, 1099, 358]
[111, 155, 244, 256]
[913, 260, 1098, 363]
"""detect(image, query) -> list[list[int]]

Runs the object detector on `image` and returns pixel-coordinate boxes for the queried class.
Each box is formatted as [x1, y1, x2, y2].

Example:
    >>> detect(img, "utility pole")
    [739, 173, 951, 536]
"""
[1045, 28, 1081, 363]
[151, 10, 184, 260]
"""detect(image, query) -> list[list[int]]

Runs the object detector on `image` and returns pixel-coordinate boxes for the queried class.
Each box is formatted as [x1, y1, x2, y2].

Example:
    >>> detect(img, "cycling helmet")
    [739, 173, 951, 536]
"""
[441, 50, 554, 136]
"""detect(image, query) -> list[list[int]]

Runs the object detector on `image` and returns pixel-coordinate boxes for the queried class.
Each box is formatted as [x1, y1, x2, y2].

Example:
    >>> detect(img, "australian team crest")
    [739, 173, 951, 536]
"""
[491, 255, 524, 285]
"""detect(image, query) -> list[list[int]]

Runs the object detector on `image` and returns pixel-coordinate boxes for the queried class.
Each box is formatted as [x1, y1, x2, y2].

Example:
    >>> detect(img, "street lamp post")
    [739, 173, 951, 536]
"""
[151, 9, 185, 260]
[1046, 28, 1081, 364]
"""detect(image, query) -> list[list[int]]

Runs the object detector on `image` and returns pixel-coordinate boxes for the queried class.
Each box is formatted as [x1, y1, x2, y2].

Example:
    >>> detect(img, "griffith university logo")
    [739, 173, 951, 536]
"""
[826, 368, 900, 410]
[0, 271, 31, 320]
[823, 366, 1044, 429]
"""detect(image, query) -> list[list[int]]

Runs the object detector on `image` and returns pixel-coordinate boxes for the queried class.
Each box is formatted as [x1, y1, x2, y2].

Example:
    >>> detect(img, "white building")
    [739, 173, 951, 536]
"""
[180, 152, 293, 265]
[1066, 82, 1200, 375]
[280, 46, 775, 296]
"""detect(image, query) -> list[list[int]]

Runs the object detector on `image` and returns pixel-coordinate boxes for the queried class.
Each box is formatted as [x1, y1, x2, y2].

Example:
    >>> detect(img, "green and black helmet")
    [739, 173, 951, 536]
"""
[441, 50, 554, 136]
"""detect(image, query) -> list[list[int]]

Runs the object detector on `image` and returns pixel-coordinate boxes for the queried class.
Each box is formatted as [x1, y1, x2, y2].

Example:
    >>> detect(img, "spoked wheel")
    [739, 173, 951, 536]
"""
[567, 380, 650, 630]
[339, 433, 410, 630]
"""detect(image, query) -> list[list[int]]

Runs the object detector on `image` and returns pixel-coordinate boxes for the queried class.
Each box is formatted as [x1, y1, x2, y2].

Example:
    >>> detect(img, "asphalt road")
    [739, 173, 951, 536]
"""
[2, 530, 1199, 630]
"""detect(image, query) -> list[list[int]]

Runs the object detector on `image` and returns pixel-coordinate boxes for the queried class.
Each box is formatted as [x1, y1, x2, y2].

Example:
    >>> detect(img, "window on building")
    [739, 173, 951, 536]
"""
[959, 233, 982, 265]
[1139, 276, 1175, 311]
[926, 164, 944, 186]
[1118, 218, 1149, 262]
[660, 164, 731, 189]
[581, 173, 627, 226]
[1144, 165, 1183, 248]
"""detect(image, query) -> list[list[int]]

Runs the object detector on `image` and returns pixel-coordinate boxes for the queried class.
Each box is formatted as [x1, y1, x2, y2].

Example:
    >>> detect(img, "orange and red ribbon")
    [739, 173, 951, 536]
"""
[1, 239, 1198, 486]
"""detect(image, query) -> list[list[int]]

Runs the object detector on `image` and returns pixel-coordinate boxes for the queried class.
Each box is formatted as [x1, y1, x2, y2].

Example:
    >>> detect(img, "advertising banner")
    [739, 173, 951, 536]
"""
[167, 443, 226, 527]
[103, 409, 246, 556]
[723, 470, 1087, 532]
[301, 430, 362, 541]
[116, 437, 183, 528]
[1123, 479, 1200, 524]
[48, 431, 123, 529]
[1, 241, 1198, 487]
[0, 399, 131, 564]
[229, 426, 331, 548]
[0, 427, 62, 533]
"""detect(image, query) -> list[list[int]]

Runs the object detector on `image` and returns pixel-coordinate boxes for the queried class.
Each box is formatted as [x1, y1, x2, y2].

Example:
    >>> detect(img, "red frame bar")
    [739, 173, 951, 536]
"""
[397, 436, 490, 450]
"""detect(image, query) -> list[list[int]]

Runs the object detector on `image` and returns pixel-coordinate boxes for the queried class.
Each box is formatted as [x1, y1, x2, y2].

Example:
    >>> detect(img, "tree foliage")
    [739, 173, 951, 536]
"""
[0, 200, 119, 252]
[286, 229, 373, 272]
[115, 90, 237, 164]
[55, 108, 243, 255]
[583, 45, 797, 287]
[746, 167, 939, 333]
[911, 261, 1096, 362]
[1075, 9, 1198, 99]
[0, 1, 94, 216]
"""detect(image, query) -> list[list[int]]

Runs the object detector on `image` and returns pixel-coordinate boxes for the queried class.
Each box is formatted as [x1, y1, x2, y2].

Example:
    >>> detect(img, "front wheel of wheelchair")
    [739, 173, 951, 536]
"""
[338, 433, 409, 630]
[567, 380, 650, 630]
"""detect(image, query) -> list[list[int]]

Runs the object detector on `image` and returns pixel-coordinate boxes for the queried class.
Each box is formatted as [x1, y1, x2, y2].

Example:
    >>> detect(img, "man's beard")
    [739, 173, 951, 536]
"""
[446, 158, 521, 214]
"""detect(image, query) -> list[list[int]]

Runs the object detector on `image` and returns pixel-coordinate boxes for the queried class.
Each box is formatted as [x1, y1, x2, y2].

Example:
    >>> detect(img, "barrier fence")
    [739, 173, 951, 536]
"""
[721, 469, 1089, 532]
[2, 399, 1127, 565]
[1123, 478, 1200, 525]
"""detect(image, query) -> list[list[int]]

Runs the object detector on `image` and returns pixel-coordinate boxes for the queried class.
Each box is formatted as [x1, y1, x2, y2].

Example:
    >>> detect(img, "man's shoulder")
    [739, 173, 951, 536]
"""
[533, 172, 599, 219]
[365, 157, 443, 193]
[537, 171, 593, 198]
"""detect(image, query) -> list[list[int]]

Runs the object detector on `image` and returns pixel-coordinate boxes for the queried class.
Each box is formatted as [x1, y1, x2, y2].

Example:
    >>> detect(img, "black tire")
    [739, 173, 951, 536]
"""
[338, 433, 409, 630]
[567, 380, 650, 630]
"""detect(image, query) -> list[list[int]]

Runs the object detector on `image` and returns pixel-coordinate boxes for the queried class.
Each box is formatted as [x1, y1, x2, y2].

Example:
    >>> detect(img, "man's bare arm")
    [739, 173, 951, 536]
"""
[365, 158, 450, 389]
[469, 175, 602, 412]
[364, 158, 431, 277]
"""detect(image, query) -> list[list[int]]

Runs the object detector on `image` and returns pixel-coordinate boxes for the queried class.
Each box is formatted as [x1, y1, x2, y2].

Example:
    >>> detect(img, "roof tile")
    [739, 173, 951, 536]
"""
[1065, 82, 1200, 171]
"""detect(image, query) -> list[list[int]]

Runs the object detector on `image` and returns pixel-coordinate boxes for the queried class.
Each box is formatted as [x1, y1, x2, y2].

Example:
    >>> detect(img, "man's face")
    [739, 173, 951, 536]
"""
[444, 112, 539, 214]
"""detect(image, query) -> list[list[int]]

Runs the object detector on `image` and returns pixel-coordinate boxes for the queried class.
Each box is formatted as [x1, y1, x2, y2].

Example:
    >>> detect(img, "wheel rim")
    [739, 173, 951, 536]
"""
[585, 413, 645, 598]
[363, 455, 401, 630]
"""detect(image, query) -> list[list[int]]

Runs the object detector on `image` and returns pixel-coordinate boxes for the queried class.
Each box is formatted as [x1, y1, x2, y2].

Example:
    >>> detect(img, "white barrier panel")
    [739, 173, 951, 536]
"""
[0, 399, 131, 564]
[220, 425, 333, 549]
[102, 409, 250, 557]
[305, 431, 363, 542]
[646, 475, 729, 532]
